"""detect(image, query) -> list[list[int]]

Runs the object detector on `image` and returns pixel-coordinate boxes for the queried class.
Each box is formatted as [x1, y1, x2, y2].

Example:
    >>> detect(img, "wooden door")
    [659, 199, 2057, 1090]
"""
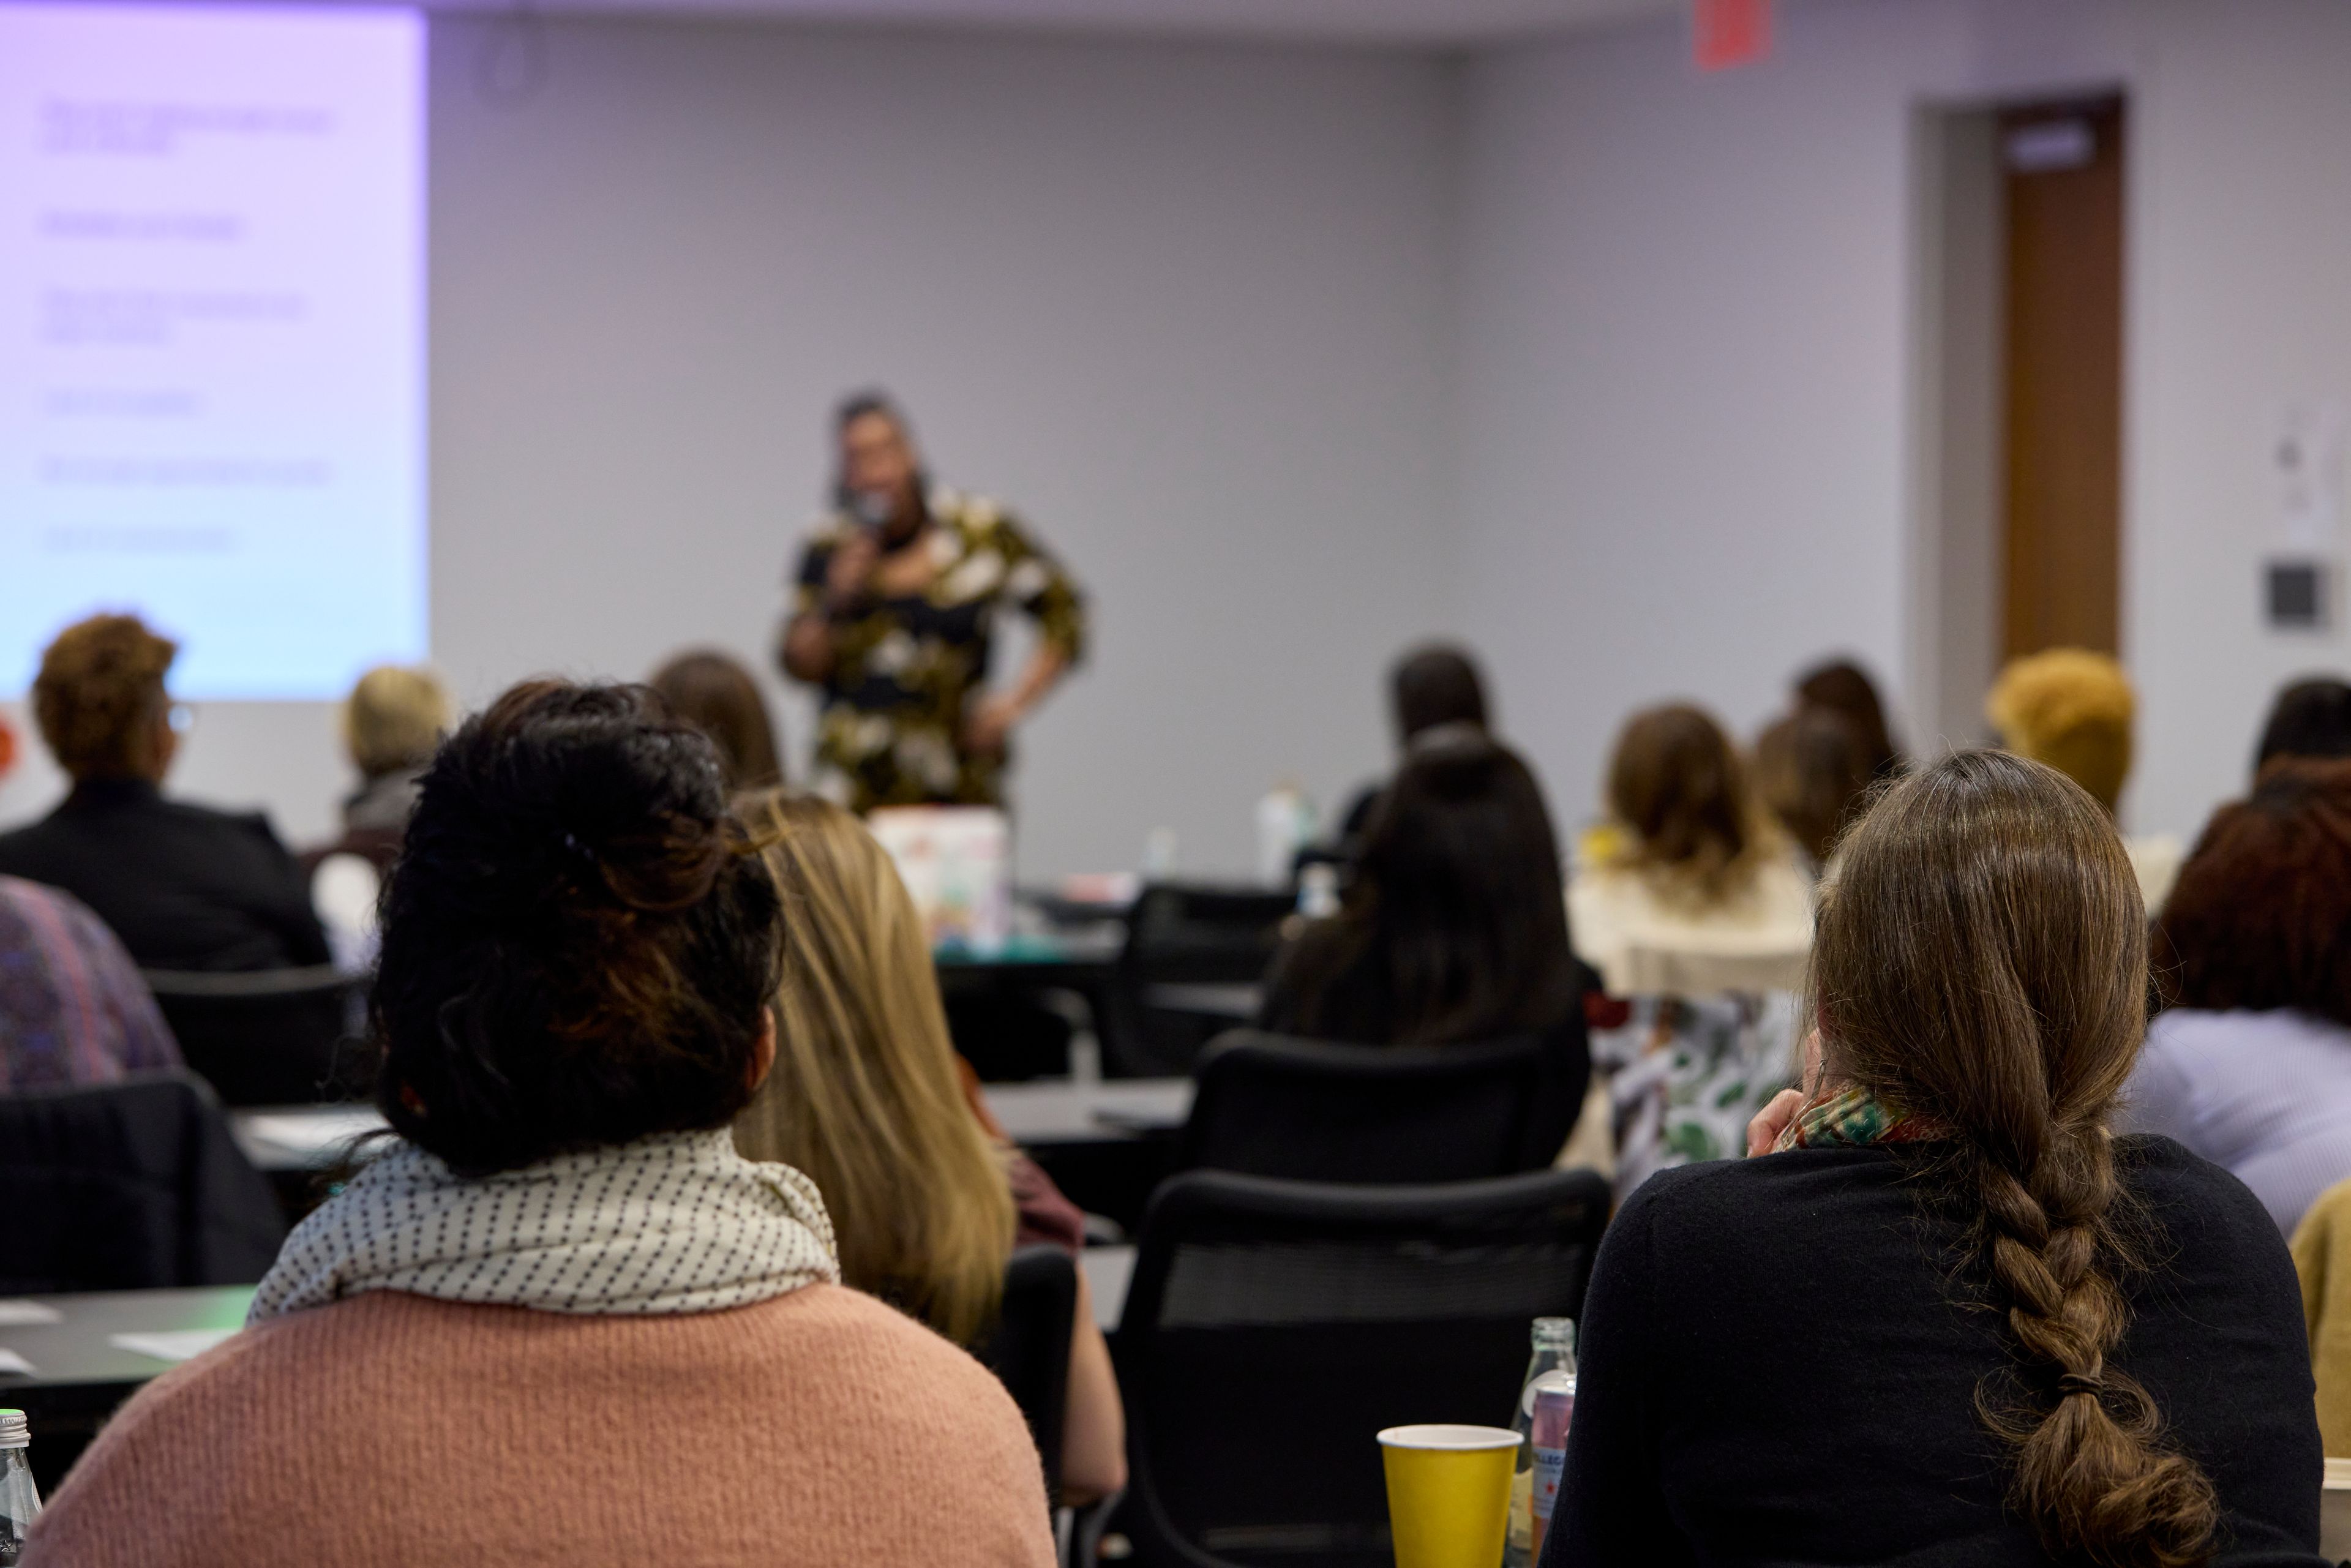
[2000, 96, 2124, 658]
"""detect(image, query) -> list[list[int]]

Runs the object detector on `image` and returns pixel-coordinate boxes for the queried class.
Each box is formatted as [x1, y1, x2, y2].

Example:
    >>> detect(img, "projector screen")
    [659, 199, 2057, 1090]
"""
[0, 3, 426, 700]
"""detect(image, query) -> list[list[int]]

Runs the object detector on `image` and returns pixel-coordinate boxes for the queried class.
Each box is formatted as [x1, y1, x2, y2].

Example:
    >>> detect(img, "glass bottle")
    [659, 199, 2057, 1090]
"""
[1503, 1318, 1577, 1568]
[0, 1409, 40, 1568]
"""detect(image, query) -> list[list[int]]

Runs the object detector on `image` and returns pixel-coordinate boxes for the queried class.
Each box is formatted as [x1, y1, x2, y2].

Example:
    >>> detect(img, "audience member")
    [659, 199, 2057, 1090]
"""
[2289, 1175, 2351, 1457]
[0, 615, 328, 973]
[1791, 656, 1902, 781]
[1985, 647, 2183, 911]
[650, 649, 786, 792]
[2124, 759, 2351, 1237]
[2256, 675, 2351, 775]
[1314, 642, 1493, 866]
[1570, 703, 1810, 1195]
[0, 716, 181, 1090]
[1547, 750, 2320, 1566]
[322, 664, 451, 868]
[730, 790, 1124, 1504]
[0, 876, 180, 1092]
[1752, 702, 1873, 874]
[28, 681, 1054, 1566]
[1261, 738, 1588, 1084]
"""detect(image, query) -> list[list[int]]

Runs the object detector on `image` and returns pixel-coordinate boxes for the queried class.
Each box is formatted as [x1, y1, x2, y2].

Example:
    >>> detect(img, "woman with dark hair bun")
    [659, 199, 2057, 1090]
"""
[1545, 751, 2322, 1568]
[31, 680, 1055, 1568]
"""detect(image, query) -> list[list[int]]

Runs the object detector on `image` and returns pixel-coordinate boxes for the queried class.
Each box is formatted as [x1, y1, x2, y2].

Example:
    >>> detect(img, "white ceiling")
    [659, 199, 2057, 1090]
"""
[419, 0, 1685, 47]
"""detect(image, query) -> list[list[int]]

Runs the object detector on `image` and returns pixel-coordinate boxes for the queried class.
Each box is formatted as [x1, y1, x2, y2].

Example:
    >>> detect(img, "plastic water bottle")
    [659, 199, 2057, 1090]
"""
[1254, 784, 1316, 887]
[0, 1409, 41, 1567]
[1504, 1318, 1577, 1568]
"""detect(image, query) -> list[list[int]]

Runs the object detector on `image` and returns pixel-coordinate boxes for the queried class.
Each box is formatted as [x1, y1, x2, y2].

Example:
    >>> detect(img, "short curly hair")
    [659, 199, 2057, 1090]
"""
[32, 614, 177, 780]
[1985, 648, 2134, 811]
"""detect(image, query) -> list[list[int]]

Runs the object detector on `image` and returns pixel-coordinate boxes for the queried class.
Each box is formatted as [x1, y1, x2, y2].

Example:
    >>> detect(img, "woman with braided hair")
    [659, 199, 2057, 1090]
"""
[1542, 750, 2323, 1568]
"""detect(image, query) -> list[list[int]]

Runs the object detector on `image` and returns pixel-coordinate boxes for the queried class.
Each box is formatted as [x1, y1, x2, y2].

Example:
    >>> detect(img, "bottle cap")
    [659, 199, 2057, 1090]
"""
[0, 1410, 26, 1450]
[1531, 1317, 1576, 1348]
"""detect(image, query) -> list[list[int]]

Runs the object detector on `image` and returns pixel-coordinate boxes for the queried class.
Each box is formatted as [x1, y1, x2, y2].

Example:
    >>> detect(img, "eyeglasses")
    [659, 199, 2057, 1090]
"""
[165, 702, 195, 735]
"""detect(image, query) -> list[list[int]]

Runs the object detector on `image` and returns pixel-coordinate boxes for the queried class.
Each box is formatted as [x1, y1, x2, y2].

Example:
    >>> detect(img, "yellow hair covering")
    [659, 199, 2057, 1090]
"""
[1985, 648, 2134, 811]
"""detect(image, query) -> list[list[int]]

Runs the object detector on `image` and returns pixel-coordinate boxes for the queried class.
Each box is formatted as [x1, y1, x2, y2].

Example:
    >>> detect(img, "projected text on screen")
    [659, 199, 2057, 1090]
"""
[0, 4, 425, 700]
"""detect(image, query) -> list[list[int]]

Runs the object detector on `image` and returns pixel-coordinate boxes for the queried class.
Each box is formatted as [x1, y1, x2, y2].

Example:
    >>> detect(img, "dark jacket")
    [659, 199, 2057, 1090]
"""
[1542, 1136, 2325, 1567]
[0, 779, 329, 973]
[0, 1071, 286, 1292]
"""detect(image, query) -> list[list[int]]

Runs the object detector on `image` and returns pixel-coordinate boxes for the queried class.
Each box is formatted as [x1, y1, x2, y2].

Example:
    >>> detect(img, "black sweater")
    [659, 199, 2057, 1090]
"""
[0, 779, 328, 973]
[1541, 1136, 2325, 1567]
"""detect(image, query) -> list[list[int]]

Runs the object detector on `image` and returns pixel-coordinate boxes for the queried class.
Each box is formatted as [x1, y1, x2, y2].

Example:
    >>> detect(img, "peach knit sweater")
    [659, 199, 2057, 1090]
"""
[29, 1284, 1054, 1567]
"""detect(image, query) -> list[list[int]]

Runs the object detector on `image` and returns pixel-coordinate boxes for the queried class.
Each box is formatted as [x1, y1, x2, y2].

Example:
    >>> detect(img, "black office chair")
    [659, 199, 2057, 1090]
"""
[979, 1244, 1078, 1499]
[0, 1072, 288, 1292]
[1101, 885, 1297, 1078]
[143, 966, 367, 1106]
[1179, 1024, 1592, 1184]
[1114, 1168, 1610, 1568]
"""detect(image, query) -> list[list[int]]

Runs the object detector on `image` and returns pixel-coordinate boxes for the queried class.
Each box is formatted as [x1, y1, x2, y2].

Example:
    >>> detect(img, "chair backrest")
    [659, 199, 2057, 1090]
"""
[978, 1245, 1078, 1498]
[142, 966, 365, 1107]
[1116, 1168, 1610, 1568]
[0, 1072, 288, 1292]
[1179, 1026, 1590, 1184]
[1103, 884, 1297, 1077]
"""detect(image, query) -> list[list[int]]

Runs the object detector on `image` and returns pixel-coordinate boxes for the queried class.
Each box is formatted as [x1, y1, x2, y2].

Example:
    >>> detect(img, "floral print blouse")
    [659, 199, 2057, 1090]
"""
[786, 486, 1086, 812]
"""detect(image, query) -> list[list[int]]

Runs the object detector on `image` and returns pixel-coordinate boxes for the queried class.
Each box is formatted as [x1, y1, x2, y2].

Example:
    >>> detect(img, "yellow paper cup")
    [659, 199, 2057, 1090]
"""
[1377, 1424, 1520, 1568]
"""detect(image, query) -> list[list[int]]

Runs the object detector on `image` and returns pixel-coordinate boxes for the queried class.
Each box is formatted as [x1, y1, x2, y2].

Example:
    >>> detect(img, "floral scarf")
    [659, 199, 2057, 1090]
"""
[1772, 1083, 1949, 1153]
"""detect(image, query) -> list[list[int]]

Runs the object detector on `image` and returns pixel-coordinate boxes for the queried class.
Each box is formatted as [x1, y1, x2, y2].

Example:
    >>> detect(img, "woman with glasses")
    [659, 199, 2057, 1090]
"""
[0, 613, 328, 975]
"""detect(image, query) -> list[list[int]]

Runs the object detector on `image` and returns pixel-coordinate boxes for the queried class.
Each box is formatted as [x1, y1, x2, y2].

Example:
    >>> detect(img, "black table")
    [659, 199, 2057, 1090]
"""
[0, 1286, 254, 1492]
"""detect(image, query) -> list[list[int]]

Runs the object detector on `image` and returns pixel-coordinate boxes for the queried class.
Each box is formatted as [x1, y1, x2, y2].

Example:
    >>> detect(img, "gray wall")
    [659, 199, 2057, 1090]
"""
[4, 18, 1464, 879]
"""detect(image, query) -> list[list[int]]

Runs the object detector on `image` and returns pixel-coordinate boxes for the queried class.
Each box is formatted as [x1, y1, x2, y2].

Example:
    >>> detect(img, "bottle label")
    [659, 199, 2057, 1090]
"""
[1532, 1444, 1566, 1521]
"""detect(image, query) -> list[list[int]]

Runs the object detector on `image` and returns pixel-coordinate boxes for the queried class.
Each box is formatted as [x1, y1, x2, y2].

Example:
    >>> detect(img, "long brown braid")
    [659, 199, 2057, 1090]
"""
[1812, 749, 2216, 1567]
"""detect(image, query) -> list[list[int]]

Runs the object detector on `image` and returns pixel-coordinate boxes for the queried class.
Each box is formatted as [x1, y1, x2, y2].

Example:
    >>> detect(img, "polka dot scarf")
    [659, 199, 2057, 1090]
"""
[249, 1128, 839, 1323]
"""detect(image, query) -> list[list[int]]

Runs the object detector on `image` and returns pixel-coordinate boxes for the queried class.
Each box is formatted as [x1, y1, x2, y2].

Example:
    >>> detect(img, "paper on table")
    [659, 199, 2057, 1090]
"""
[110, 1329, 239, 1364]
[0, 1302, 62, 1327]
[0, 1349, 34, 1377]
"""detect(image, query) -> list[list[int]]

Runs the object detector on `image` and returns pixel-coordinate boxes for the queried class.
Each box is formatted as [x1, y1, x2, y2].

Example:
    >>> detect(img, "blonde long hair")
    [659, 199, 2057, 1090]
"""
[732, 792, 1015, 1345]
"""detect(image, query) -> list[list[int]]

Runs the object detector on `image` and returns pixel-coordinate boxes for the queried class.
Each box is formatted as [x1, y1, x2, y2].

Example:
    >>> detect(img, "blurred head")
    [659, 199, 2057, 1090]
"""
[1317, 738, 1575, 1045]
[1605, 703, 1767, 901]
[1813, 750, 2213, 1565]
[731, 792, 1012, 1345]
[1985, 648, 2134, 812]
[342, 665, 452, 781]
[833, 391, 922, 535]
[2155, 759, 2351, 1027]
[33, 613, 179, 785]
[1794, 657, 1900, 782]
[648, 651, 785, 793]
[2254, 677, 2351, 776]
[1389, 644, 1490, 748]
[1755, 704, 1875, 869]
[372, 680, 783, 1177]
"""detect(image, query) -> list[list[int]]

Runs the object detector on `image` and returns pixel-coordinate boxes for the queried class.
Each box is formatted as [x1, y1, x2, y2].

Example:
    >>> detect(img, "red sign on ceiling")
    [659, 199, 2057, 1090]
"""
[1694, 0, 1772, 71]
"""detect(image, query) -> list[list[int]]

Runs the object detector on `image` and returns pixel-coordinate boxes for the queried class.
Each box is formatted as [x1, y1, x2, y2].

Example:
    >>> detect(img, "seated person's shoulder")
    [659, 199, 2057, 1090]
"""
[1616, 1146, 1911, 1249]
[2115, 1132, 2281, 1256]
[156, 795, 292, 853]
[769, 1282, 1026, 1405]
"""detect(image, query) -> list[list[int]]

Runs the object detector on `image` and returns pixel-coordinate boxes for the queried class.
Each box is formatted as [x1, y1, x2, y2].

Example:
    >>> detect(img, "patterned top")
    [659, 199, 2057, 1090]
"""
[0, 874, 181, 1092]
[787, 486, 1086, 812]
[1589, 991, 1799, 1201]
